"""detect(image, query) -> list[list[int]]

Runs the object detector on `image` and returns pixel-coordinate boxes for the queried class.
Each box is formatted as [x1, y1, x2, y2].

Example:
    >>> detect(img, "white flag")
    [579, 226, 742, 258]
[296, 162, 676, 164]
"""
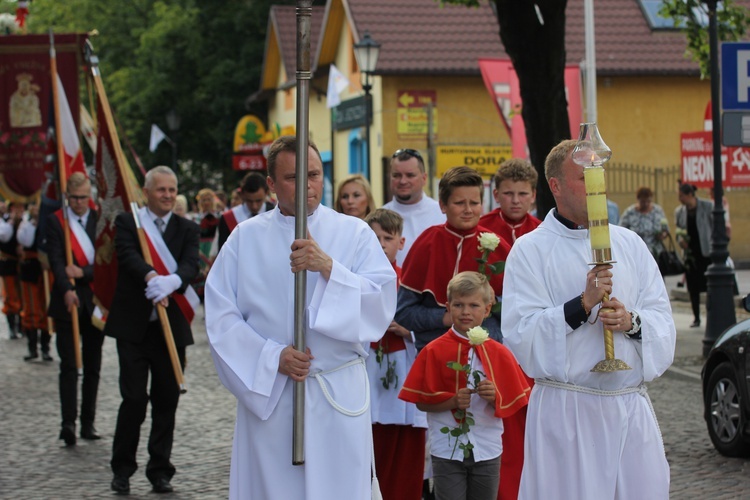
[149, 124, 167, 152]
[326, 64, 350, 109]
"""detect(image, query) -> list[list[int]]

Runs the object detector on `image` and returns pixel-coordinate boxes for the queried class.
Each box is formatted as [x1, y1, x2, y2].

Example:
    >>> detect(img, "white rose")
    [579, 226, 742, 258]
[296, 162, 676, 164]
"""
[466, 326, 489, 346]
[477, 232, 500, 252]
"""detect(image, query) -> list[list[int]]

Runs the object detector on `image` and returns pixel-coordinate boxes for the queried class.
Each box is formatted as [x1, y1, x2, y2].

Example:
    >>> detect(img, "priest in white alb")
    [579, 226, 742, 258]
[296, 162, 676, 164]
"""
[502, 140, 675, 500]
[205, 136, 397, 499]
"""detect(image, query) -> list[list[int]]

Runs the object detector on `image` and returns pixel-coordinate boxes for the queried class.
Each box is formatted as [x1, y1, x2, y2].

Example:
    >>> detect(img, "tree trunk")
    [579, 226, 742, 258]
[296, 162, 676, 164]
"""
[495, 0, 571, 216]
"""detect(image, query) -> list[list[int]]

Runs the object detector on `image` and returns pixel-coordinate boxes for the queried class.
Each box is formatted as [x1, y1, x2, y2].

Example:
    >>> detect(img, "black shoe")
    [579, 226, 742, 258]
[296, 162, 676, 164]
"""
[59, 423, 76, 446]
[690, 320, 701, 328]
[80, 424, 101, 440]
[41, 351, 53, 362]
[111, 476, 130, 495]
[23, 351, 38, 361]
[152, 477, 173, 494]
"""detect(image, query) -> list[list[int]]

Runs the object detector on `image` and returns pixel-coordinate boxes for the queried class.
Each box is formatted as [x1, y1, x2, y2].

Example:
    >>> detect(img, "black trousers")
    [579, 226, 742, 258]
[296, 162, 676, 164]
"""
[110, 322, 186, 483]
[55, 314, 105, 427]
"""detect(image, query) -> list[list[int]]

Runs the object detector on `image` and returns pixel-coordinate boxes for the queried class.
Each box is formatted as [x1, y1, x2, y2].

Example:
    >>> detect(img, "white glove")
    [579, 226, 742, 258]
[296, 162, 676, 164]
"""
[145, 274, 182, 303]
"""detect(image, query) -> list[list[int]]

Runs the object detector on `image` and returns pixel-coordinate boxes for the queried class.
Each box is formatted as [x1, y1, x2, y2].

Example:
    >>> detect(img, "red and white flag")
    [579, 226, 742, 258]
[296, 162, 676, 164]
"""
[54, 73, 86, 178]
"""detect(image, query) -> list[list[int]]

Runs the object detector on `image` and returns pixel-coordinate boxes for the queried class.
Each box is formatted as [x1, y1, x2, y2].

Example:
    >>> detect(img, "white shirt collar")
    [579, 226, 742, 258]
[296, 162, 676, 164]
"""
[67, 207, 90, 227]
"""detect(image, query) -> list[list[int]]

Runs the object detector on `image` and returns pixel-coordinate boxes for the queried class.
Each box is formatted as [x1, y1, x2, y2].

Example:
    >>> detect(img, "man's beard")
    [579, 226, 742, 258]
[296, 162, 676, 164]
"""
[395, 193, 414, 203]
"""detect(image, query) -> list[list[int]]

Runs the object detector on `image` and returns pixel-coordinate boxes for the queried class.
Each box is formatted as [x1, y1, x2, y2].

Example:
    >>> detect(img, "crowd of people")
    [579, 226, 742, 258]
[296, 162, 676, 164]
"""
[202, 136, 675, 500]
[1, 135, 683, 499]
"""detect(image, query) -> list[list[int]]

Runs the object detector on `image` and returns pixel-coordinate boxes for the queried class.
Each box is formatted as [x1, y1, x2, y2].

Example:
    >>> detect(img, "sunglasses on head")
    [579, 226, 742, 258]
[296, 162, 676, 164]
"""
[392, 148, 424, 163]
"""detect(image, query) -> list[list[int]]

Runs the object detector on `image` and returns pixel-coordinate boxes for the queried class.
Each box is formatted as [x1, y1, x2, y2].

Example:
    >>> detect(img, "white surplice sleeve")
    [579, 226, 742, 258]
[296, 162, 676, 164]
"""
[628, 234, 676, 381]
[501, 236, 569, 380]
[205, 233, 288, 421]
[307, 226, 397, 344]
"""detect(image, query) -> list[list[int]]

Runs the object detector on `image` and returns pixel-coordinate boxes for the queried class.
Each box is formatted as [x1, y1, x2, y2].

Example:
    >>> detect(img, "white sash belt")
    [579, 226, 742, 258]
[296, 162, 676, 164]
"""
[310, 357, 370, 417]
[535, 378, 662, 441]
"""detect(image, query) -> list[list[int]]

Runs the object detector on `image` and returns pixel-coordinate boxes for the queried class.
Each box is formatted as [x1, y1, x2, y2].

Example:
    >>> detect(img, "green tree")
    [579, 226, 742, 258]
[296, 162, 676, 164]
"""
[441, 0, 570, 215]
[26, 0, 292, 196]
[660, 0, 750, 79]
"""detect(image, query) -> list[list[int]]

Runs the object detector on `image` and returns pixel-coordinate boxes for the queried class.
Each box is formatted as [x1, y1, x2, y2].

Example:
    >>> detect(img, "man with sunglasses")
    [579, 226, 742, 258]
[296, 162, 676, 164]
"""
[383, 148, 445, 266]
[43, 171, 104, 446]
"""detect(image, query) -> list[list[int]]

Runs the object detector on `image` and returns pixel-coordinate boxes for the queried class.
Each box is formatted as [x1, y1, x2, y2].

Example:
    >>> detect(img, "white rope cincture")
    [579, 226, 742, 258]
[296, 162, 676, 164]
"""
[309, 357, 370, 417]
[535, 378, 663, 441]
[309, 357, 380, 498]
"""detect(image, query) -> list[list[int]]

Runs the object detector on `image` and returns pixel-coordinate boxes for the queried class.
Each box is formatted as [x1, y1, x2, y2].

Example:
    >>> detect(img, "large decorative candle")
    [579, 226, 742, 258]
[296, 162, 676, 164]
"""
[584, 166, 611, 261]
[572, 122, 631, 373]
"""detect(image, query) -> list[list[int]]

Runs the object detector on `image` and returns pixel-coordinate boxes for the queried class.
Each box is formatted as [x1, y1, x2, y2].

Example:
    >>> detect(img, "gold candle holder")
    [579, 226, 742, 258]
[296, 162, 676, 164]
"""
[573, 123, 631, 373]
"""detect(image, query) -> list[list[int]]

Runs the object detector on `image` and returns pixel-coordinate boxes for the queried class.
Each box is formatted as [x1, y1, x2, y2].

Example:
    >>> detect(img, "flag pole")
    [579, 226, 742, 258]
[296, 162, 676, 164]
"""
[84, 41, 186, 393]
[292, 0, 312, 466]
[50, 30, 82, 371]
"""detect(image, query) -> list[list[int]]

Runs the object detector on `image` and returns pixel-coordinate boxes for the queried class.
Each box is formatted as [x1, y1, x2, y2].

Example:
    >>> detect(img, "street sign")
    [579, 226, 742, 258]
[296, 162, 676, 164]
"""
[436, 145, 512, 176]
[680, 131, 750, 188]
[722, 111, 750, 146]
[721, 42, 750, 111]
[332, 96, 371, 131]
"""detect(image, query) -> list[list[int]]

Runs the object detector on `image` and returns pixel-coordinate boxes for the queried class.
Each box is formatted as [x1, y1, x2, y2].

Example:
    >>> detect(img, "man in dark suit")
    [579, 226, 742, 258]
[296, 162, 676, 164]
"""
[216, 171, 275, 251]
[44, 172, 105, 446]
[107, 165, 199, 495]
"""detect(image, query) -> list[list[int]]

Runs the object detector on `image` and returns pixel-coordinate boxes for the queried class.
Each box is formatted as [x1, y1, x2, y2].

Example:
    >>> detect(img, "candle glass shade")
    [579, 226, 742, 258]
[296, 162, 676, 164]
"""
[573, 122, 631, 373]
[573, 122, 614, 263]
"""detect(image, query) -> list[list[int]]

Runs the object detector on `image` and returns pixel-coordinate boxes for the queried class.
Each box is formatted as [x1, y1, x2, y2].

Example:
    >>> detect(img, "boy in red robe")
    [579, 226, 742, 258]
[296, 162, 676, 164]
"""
[479, 159, 541, 245]
[395, 166, 510, 350]
[364, 208, 426, 500]
[400, 271, 529, 500]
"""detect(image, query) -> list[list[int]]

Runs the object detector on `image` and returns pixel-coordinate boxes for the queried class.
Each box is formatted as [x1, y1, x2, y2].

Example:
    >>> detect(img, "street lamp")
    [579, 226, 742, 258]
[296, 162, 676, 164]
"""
[703, 0, 736, 357]
[353, 31, 380, 181]
[166, 108, 181, 170]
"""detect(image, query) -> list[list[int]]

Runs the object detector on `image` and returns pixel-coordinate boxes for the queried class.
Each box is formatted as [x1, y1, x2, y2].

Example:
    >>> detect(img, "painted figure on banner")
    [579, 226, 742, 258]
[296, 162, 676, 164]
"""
[10, 73, 42, 128]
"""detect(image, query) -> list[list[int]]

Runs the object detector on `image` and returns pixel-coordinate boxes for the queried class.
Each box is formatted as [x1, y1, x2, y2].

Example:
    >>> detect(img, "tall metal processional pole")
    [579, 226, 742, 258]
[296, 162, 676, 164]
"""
[292, 0, 312, 466]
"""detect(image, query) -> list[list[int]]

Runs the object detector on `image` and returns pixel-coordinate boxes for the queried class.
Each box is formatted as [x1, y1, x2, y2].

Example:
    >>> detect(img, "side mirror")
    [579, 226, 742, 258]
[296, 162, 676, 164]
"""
[744, 294, 750, 313]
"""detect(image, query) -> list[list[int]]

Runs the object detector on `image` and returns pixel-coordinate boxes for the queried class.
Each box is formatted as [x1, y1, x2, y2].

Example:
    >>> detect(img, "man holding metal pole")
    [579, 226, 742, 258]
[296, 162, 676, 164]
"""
[205, 136, 397, 499]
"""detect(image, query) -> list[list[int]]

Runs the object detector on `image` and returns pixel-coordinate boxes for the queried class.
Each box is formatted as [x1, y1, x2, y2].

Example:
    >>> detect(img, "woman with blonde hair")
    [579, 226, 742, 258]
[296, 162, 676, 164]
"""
[335, 174, 375, 219]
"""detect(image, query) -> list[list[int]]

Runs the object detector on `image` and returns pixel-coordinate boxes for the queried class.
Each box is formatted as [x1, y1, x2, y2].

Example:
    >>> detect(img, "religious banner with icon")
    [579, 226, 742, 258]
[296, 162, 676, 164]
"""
[0, 33, 87, 200]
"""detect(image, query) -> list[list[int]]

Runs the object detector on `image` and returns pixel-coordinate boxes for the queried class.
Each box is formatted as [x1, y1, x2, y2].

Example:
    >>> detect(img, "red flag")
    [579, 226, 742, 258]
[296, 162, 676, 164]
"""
[92, 93, 131, 311]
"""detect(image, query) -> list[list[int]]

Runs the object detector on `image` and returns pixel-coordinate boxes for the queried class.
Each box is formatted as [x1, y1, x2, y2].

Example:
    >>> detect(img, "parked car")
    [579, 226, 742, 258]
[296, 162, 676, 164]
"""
[702, 294, 750, 456]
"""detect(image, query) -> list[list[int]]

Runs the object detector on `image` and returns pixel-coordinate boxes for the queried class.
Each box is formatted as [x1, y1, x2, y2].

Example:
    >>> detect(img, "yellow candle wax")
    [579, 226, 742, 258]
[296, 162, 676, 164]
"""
[586, 194, 609, 220]
[583, 166, 611, 251]
[584, 166, 606, 192]
[589, 223, 611, 250]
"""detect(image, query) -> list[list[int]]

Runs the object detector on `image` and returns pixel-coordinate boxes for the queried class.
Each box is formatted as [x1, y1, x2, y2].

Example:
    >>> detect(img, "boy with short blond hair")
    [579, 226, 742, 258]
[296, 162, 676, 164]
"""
[400, 271, 529, 500]
[364, 208, 427, 500]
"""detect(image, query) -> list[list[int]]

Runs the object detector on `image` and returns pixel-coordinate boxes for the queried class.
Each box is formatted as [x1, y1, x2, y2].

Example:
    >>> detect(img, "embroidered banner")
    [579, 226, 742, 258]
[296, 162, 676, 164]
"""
[0, 33, 87, 199]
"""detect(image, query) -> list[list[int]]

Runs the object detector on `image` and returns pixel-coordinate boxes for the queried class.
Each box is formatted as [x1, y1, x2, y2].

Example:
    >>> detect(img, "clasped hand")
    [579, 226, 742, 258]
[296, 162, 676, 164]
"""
[455, 380, 497, 410]
[583, 264, 633, 332]
[145, 274, 181, 303]
[289, 231, 333, 280]
[279, 345, 314, 382]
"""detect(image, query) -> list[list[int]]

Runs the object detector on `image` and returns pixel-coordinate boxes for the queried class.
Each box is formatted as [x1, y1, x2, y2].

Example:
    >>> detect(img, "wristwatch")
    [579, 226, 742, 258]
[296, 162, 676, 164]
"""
[623, 311, 642, 337]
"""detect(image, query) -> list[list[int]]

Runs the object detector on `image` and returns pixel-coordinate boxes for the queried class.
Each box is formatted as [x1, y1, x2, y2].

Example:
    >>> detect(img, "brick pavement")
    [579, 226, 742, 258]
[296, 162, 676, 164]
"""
[1, 276, 749, 498]
[0, 313, 233, 499]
